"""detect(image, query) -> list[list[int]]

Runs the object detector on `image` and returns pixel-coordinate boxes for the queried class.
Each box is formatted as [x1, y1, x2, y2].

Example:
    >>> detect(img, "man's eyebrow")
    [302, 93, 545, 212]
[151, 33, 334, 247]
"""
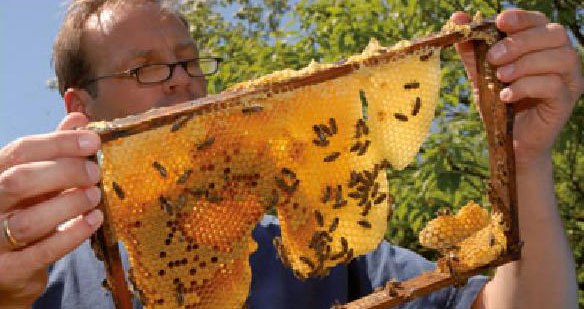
[175, 40, 198, 55]
[114, 49, 154, 70]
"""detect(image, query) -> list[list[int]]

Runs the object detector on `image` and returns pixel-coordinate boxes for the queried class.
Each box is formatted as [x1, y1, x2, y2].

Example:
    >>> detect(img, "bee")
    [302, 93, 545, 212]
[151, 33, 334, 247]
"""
[275, 176, 299, 194]
[357, 140, 370, 156]
[350, 141, 362, 152]
[175, 194, 187, 212]
[273, 237, 291, 267]
[328, 217, 339, 233]
[348, 171, 359, 188]
[187, 187, 207, 198]
[242, 105, 264, 114]
[371, 182, 379, 198]
[403, 81, 420, 89]
[324, 152, 341, 162]
[394, 113, 409, 122]
[170, 114, 193, 132]
[343, 248, 354, 264]
[348, 191, 362, 199]
[267, 190, 279, 209]
[314, 210, 324, 227]
[312, 125, 327, 142]
[299, 256, 315, 270]
[312, 139, 330, 147]
[329, 118, 337, 134]
[361, 121, 369, 135]
[419, 49, 433, 61]
[387, 286, 399, 297]
[196, 136, 215, 150]
[160, 196, 173, 215]
[361, 201, 372, 216]
[412, 97, 422, 116]
[357, 220, 372, 228]
[112, 181, 125, 199]
[335, 185, 343, 202]
[175, 285, 185, 306]
[374, 193, 387, 205]
[340, 237, 348, 252]
[176, 169, 193, 184]
[436, 208, 452, 217]
[151, 161, 167, 178]
[489, 233, 496, 247]
[321, 185, 332, 203]
[319, 124, 333, 136]
[281, 167, 297, 179]
[358, 195, 369, 207]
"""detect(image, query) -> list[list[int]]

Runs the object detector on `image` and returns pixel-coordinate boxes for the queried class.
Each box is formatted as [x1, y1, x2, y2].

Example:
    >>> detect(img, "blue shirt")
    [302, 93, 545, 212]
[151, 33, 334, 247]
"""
[33, 215, 488, 308]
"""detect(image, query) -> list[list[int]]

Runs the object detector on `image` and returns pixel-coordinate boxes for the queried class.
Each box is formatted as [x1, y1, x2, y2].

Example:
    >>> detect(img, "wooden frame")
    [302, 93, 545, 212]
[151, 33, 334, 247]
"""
[86, 16, 520, 309]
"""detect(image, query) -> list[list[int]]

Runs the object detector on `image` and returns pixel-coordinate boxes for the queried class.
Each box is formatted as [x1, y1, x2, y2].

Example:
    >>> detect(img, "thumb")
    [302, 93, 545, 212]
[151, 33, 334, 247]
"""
[451, 12, 478, 88]
[56, 112, 89, 131]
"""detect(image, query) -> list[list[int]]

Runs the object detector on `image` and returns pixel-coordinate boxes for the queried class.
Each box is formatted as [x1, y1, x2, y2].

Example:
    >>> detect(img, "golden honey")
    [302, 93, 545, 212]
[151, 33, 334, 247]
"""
[97, 39, 442, 308]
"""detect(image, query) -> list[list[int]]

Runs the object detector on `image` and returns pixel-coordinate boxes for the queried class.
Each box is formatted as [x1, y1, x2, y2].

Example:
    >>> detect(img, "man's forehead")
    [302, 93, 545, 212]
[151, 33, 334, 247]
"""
[85, 1, 175, 36]
[83, 1, 195, 69]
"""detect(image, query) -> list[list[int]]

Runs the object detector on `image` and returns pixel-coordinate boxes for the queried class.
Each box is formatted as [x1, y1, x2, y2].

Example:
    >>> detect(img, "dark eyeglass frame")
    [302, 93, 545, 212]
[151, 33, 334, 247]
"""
[85, 57, 223, 85]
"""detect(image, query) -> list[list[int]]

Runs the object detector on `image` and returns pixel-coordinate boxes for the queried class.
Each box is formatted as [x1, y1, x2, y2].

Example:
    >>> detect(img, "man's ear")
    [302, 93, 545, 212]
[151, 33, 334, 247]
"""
[64, 88, 94, 116]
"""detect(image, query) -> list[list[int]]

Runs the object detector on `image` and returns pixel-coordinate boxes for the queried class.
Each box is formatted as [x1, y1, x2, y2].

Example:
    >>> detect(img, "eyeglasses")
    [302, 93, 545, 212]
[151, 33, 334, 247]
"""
[86, 57, 223, 85]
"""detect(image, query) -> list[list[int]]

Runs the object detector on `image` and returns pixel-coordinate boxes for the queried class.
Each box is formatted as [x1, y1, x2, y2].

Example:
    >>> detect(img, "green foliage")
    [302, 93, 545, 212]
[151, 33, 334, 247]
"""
[181, 0, 583, 303]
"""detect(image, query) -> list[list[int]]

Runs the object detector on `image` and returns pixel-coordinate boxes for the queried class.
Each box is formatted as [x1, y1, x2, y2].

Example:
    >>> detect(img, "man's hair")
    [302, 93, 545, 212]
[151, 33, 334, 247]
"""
[52, 0, 189, 97]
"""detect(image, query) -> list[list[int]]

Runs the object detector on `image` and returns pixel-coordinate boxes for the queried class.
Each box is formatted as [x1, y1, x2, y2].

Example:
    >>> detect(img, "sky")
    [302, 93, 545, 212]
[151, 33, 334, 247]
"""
[0, 1, 66, 148]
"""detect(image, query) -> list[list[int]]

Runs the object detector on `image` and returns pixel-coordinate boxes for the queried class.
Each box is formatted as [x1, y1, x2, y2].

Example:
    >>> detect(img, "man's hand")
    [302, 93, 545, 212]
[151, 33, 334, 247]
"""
[453, 9, 582, 309]
[453, 9, 584, 171]
[0, 113, 103, 308]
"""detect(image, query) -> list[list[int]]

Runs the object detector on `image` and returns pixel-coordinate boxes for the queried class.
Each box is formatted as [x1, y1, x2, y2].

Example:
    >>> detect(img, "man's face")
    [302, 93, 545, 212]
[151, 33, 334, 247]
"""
[82, 2, 206, 121]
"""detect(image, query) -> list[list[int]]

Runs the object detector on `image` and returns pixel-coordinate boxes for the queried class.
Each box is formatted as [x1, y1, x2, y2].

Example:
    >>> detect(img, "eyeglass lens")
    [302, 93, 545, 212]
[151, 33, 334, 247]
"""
[137, 59, 218, 83]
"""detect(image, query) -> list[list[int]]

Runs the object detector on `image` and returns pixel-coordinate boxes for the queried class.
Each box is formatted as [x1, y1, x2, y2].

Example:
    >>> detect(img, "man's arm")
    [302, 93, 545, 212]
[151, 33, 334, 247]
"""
[451, 9, 583, 309]
[478, 156, 577, 308]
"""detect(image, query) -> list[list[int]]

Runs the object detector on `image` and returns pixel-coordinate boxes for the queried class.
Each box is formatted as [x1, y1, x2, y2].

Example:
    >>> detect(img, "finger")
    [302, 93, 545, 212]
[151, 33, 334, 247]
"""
[488, 22, 571, 66]
[450, 12, 478, 87]
[496, 9, 549, 34]
[499, 74, 567, 103]
[56, 112, 89, 131]
[0, 187, 101, 252]
[495, 46, 581, 84]
[0, 158, 101, 212]
[17, 209, 102, 272]
[0, 130, 100, 173]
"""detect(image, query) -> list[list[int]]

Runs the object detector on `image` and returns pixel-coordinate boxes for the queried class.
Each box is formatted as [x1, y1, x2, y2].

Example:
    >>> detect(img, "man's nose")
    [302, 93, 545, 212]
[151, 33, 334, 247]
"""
[163, 63, 192, 93]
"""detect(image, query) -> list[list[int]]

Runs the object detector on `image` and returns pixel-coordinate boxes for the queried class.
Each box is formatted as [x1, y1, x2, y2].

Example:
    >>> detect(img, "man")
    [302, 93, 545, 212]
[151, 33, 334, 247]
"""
[0, 0, 581, 308]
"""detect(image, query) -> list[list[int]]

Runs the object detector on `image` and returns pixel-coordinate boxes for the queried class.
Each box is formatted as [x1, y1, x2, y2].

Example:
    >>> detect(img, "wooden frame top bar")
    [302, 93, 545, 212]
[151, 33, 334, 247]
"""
[85, 17, 498, 142]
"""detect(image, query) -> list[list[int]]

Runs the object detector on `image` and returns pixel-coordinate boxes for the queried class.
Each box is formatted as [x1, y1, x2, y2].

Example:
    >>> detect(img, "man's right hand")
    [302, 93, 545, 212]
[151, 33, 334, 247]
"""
[0, 112, 103, 308]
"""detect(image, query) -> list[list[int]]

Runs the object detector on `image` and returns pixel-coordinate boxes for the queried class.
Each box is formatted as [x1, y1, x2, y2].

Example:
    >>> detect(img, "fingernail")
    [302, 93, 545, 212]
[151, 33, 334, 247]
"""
[489, 43, 507, 60]
[86, 209, 103, 227]
[500, 88, 513, 101]
[85, 161, 101, 183]
[78, 133, 99, 150]
[497, 64, 514, 79]
[86, 186, 101, 205]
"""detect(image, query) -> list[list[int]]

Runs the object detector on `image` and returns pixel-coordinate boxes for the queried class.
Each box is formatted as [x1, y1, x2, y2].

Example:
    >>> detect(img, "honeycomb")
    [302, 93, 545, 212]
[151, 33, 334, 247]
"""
[418, 201, 490, 250]
[419, 201, 507, 272]
[96, 40, 441, 308]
